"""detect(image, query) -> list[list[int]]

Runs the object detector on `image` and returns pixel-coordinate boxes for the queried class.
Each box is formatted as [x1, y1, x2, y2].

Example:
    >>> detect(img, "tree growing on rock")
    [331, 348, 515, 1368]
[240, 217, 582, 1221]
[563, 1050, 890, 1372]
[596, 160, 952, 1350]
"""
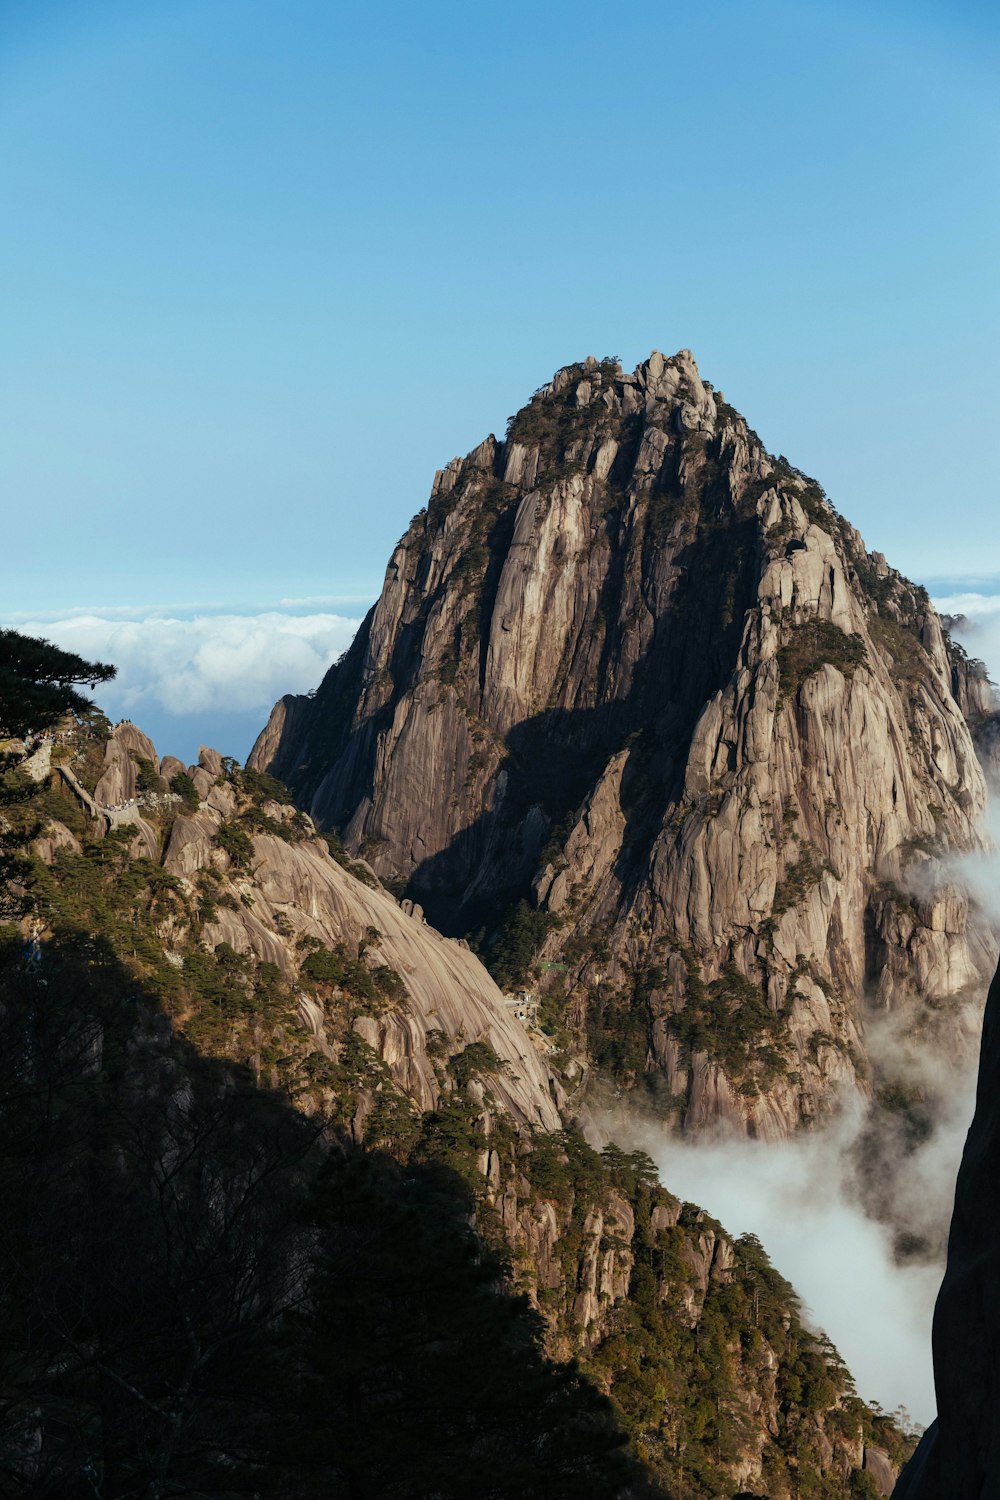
[0, 628, 115, 742]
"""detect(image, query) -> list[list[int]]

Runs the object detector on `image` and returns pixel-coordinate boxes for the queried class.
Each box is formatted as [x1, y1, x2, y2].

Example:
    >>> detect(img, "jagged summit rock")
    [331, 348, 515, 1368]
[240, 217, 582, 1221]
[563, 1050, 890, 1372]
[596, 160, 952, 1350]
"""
[252, 349, 998, 1139]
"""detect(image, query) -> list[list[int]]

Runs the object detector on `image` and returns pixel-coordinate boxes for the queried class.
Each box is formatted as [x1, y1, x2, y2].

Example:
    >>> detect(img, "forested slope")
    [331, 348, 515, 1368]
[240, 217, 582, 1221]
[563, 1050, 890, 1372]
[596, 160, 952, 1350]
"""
[0, 683, 914, 1496]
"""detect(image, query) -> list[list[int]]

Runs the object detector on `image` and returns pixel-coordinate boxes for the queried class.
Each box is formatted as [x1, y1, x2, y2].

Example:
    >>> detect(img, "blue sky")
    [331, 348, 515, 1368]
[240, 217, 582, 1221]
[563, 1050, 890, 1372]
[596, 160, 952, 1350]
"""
[4, 4, 999, 1415]
[3, 0, 999, 758]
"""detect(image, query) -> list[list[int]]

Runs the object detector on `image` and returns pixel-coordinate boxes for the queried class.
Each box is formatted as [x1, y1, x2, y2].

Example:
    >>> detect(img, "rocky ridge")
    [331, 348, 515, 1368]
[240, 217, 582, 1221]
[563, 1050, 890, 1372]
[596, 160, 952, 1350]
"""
[252, 349, 998, 1139]
[1, 714, 915, 1495]
[39, 722, 561, 1133]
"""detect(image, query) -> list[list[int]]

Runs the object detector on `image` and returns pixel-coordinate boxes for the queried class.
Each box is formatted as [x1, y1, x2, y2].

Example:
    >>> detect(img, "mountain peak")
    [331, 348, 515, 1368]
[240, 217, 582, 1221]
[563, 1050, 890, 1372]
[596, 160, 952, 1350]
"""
[252, 349, 994, 1144]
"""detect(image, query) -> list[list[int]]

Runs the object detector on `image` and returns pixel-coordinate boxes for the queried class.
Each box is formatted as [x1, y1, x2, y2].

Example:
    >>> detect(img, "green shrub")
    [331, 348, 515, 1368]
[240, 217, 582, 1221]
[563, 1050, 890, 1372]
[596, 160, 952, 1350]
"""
[242, 807, 310, 843]
[301, 943, 376, 999]
[523, 1128, 605, 1205]
[667, 961, 788, 1086]
[135, 757, 162, 794]
[772, 843, 828, 917]
[777, 620, 867, 698]
[485, 899, 557, 989]
[448, 1040, 505, 1088]
[239, 767, 293, 804]
[425, 1028, 449, 1060]
[322, 831, 379, 888]
[370, 963, 406, 1001]
[299, 943, 404, 1009]
[600, 1143, 659, 1194]
[870, 614, 928, 685]
[215, 822, 254, 868]
[171, 771, 200, 810]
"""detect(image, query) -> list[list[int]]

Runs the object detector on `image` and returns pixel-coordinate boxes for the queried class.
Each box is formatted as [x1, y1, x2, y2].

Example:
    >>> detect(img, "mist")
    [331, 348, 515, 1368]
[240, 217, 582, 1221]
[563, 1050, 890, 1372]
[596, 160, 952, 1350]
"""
[934, 589, 1000, 687]
[618, 855, 998, 1426]
[611, 738, 1000, 1427]
[619, 834, 998, 1427]
[616, 591, 1000, 1426]
[630, 1063, 977, 1426]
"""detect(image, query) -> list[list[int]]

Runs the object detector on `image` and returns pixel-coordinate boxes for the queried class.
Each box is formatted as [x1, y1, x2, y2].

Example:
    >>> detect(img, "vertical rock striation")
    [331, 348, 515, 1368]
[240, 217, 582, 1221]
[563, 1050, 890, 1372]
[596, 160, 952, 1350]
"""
[252, 350, 997, 1135]
[13, 713, 917, 1494]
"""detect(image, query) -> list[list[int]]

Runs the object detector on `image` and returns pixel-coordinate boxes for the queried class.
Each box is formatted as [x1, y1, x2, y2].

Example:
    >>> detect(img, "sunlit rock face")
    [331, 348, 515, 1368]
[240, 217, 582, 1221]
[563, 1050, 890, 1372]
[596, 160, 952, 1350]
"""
[252, 350, 997, 1137]
[49, 724, 562, 1134]
[895, 957, 1000, 1498]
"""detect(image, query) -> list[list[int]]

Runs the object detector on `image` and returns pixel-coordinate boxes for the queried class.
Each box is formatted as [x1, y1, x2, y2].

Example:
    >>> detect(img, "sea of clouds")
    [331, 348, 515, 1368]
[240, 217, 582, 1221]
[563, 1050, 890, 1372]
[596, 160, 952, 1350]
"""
[3, 601, 367, 765]
[8, 582, 997, 771]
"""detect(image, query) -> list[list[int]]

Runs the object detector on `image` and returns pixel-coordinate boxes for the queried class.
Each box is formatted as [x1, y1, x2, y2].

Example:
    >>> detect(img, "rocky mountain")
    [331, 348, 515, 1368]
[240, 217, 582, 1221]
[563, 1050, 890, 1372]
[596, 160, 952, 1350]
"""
[252, 349, 998, 1139]
[23, 721, 561, 1134]
[0, 710, 915, 1495]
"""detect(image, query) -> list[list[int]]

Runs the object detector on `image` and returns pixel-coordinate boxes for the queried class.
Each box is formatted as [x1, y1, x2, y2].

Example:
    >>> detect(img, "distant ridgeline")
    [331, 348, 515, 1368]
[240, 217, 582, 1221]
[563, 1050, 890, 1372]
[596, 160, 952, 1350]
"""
[252, 349, 998, 1155]
[0, 627, 913, 1496]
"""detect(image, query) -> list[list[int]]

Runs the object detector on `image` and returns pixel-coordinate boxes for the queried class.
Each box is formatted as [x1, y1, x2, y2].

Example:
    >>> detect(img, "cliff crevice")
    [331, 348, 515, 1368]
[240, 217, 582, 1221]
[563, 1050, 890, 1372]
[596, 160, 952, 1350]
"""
[252, 350, 996, 1138]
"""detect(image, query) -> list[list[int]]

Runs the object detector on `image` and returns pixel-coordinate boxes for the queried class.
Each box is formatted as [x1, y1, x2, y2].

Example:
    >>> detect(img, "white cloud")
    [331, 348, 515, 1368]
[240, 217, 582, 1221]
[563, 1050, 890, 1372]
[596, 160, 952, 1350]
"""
[7, 610, 361, 718]
[934, 591, 1000, 687]
[638, 1103, 952, 1426]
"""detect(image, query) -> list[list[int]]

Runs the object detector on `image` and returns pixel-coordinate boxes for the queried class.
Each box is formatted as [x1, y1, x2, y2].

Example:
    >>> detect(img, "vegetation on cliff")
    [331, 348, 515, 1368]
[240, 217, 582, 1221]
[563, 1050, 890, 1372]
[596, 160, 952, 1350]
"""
[249, 350, 993, 1144]
[0, 675, 916, 1494]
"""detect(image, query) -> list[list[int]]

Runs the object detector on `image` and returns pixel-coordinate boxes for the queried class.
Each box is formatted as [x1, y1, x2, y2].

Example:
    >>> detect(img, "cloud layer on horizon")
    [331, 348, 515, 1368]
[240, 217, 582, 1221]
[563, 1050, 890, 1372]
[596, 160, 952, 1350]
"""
[7, 609, 362, 721]
[934, 591, 1000, 689]
[6, 583, 995, 738]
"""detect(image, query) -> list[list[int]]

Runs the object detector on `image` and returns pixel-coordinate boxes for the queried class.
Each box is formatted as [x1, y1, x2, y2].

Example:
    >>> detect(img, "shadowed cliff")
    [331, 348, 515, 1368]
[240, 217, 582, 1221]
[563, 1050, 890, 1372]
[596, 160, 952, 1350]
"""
[895, 955, 1000, 1497]
[0, 926, 652, 1499]
[0, 708, 916, 1495]
[252, 349, 998, 1141]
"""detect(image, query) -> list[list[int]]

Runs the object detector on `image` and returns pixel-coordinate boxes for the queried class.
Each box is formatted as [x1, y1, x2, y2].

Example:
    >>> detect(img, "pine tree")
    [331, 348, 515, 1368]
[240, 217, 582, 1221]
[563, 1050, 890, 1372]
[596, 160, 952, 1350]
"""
[0, 628, 115, 741]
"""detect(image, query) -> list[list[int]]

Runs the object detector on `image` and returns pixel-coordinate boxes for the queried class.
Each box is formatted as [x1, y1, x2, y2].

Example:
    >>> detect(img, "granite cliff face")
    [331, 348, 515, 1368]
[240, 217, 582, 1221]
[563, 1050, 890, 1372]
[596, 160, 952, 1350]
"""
[42, 723, 561, 1134]
[253, 350, 997, 1137]
[5, 713, 915, 1495]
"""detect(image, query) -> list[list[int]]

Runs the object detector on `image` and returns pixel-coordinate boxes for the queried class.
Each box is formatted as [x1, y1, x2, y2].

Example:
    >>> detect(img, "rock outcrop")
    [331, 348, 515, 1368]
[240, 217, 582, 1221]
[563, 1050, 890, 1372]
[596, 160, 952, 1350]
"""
[252, 350, 997, 1136]
[31, 719, 560, 1132]
[93, 720, 157, 806]
[163, 812, 562, 1129]
[894, 955, 1000, 1497]
[146, 730, 561, 1129]
[9, 705, 918, 1495]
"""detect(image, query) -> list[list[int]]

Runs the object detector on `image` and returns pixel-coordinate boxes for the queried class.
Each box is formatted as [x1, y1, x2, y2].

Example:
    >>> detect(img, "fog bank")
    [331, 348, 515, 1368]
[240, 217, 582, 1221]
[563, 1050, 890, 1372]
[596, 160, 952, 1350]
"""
[2, 605, 364, 763]
[642, 1091, 974, 1427]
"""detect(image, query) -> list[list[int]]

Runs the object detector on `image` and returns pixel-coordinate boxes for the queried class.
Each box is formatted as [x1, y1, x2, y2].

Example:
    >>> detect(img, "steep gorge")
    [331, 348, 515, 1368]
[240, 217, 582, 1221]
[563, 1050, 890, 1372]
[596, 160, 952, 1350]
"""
[253, 350, 998, 1140]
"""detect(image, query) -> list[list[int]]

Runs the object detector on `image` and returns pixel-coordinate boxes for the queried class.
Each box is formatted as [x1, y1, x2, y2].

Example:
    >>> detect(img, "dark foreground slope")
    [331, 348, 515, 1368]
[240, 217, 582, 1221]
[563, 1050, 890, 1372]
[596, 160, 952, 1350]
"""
[0, 711, 914, 1496]
[253, 350, 996, 1138]
[895, 955, 1000, 1497]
